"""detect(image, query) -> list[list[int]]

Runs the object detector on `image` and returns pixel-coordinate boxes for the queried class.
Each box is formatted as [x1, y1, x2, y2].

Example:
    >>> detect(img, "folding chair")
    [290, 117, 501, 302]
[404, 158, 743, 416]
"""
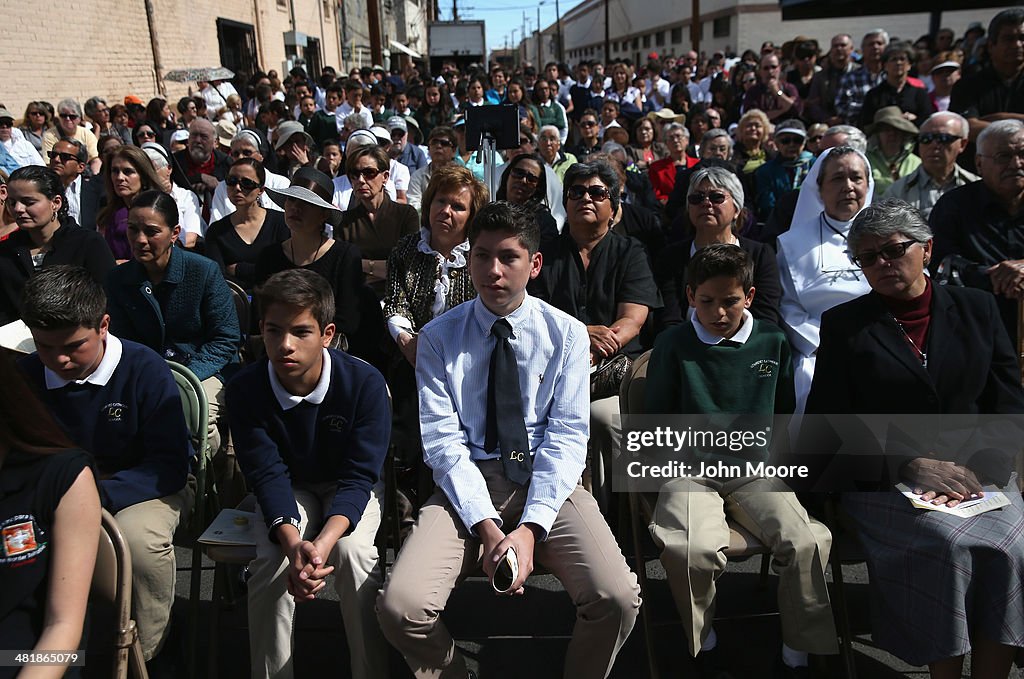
[620, 350, 772, 679]
[166, 360, 219, 679]
[88, 508, 149, 679]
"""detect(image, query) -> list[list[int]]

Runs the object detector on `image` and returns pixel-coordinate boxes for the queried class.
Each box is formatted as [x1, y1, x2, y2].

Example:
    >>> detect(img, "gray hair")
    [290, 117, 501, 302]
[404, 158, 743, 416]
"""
[687, 165, 745, 215]
[600, 141, 627, 156]
[232, 129, 263, 150]
[538, 125, 561, 140]
[863, 29, 890, 45]
[142, 147, 169, 170]
[562, 160, 621, 216]
[823, 125, 868, 153]
[848, 198, 932, 254]
[921, 111, 969, 138]
[663, 122, 689, 137]
[978, 119, 1024, 156]
[344, 112, 367, 129]
[816, 145, 868, 188]
[57, 98, 82, 118]
[701, 127, 733, 148]
[83, 97, 107, 119]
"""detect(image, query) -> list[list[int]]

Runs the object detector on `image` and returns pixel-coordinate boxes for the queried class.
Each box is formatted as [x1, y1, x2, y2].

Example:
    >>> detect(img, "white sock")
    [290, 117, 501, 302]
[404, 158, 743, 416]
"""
[781, 644, 808, 668]
[700, 627, 718, 652]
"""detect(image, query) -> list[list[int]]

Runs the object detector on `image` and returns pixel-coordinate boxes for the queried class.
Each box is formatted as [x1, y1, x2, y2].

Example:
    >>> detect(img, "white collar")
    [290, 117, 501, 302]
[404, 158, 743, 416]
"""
[267, 348, 332, 410]
[45, 333, 122, 389]
[690, 309, 753, 345]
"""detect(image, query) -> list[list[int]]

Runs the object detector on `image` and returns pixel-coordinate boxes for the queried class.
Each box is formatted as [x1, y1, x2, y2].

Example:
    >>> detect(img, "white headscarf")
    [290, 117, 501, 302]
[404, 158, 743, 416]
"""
[779, 146, 876, 414]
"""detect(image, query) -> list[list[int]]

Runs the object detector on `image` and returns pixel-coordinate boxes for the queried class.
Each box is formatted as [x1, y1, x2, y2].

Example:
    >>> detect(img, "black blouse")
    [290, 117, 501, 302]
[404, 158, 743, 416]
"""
[205, 211, 289, 291]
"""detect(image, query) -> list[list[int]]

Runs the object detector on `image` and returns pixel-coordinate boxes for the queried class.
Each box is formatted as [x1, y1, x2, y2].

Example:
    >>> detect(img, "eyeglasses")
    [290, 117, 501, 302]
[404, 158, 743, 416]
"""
[28, 110, 45, 117]
[742, 77, 756, 84]
[979, 149, 1024, 165]
[137, 130, 157, 139]
[48, 150, 79, 163]
[391, 131, 406, 141]
[429, 138, 454, 148]
[349, 167, 383, 181]
[849, 240, 922, 268]
[59, 113, 80, 120]
[687, 190, 729, 206]
[0, 121, 12, 129]
[567, 184, 611, 201]
[510, 167, 540, 185]
[579, 120, 598, 128]
[918, 132, 961, 146]
[807, 135, 824, 143]
[226, 176, 262, 191]
[776, 135, 805, 146]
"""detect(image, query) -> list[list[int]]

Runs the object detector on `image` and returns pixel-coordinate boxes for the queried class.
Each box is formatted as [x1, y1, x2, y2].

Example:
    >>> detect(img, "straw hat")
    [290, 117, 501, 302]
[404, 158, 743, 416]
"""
[866, 106, 918, 137]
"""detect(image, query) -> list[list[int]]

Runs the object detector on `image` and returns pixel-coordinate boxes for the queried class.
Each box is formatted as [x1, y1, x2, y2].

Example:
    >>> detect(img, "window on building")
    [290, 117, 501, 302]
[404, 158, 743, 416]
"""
[632, 37, 639, 50]
[671, 27, 682, 43]
[323, 0, 331, 17]
[713, 16, 730, 38]
[277, 0, 286, 7]
[655, 31, 665, 46]
[642, 34, 650, 48]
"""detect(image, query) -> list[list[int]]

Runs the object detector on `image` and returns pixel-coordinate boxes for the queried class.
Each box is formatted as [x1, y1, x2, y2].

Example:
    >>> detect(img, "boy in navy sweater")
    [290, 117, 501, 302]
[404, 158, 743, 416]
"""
[644, 245, 836, 678]
[17, 265, 193, 662]
[226, 269, 390, 679]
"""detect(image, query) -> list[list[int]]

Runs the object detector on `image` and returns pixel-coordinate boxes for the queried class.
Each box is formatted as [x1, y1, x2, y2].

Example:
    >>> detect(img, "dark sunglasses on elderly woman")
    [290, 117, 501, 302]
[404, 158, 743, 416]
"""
[349, 167, 382, 181]
[226, 176, 262, 191]
[510, 167, 540, 185]
[566, 184, 611, 201]
[849, 240, 922, 268]
[687, 190, 729, 206]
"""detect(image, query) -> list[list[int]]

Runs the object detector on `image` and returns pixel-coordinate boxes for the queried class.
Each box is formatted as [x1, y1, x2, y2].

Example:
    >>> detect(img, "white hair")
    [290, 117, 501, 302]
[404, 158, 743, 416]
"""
[978, 119, 1024, 156]
[921, 111, 969, 139]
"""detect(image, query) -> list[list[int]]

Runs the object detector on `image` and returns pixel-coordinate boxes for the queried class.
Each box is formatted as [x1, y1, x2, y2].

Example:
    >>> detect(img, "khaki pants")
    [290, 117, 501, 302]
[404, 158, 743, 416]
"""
[377, 460, 641, 679]
[114, 484, 194, 660]
[650, 476, 837, 657]
[247, 482, 388, 679]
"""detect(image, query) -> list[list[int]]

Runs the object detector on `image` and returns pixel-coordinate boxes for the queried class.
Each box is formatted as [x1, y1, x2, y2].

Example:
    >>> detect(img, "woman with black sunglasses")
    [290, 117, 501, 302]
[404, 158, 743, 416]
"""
[205, 158, 288, 291]
[495, 153, 558, 243]
[653, 165, 780, 333]
[336, 146, 418, 297]
[19, 102, 51, 153]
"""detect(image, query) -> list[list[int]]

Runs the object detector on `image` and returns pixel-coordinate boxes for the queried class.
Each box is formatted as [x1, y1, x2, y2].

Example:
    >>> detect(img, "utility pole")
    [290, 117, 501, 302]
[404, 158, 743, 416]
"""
[690, 0, 700, 54]
[453, 0, 459, 21]
[367, 0, 383, 64]
[603, 0, 609, 64]
[555, 0, 563, 63]
[522, 12, 527, 67]
[536, 4, 542, 67]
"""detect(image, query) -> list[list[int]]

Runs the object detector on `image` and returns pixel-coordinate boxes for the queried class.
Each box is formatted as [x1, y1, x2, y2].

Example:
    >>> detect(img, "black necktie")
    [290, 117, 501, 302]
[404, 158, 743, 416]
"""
[485, 318, 532, 485]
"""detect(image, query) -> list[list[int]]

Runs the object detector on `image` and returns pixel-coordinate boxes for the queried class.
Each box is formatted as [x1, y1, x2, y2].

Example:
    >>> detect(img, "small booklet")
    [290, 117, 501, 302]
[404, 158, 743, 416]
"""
[198, 508, 257, 546]
[0, 319, 36, 354]
[896, 483, 1011, 518]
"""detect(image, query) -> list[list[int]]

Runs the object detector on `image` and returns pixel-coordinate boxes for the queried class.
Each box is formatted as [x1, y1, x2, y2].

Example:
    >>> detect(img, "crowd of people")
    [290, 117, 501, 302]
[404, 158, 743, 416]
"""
[2, 7, 1024, 679]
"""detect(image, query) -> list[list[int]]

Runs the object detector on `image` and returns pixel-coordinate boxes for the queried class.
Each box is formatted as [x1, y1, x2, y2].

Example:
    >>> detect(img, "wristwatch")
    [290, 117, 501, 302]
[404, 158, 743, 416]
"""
[776, 89, 785, 97]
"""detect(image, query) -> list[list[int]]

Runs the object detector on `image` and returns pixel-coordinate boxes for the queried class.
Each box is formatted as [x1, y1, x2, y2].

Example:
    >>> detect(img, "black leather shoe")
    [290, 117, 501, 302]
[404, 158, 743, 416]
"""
[693, 646, 737, 679]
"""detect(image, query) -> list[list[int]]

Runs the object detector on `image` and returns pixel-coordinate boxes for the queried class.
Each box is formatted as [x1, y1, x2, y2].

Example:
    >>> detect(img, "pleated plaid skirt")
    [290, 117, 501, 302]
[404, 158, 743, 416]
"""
[843, 484, 1024, 666]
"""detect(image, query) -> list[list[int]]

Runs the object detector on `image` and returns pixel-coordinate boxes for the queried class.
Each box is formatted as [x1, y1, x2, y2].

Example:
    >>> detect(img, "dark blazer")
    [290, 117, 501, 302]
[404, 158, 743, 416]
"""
[106, 247, 240, 381]
[652, 236, 781, 333]
[805, 283, 1024, 488]
[78, 174, 104, 231]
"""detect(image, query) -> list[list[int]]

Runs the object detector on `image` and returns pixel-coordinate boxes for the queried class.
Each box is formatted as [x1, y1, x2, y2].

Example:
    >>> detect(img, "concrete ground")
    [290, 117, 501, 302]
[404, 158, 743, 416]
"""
[157, 522, 1023, 679]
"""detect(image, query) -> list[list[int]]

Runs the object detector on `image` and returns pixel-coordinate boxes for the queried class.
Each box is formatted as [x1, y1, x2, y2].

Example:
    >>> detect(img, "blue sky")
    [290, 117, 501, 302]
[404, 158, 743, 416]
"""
[433, 0, 586, 55]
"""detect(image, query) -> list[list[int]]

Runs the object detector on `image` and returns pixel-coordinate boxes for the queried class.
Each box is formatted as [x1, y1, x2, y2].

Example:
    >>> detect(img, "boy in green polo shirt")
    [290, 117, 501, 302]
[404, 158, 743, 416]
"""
[645, 244, 836, 678]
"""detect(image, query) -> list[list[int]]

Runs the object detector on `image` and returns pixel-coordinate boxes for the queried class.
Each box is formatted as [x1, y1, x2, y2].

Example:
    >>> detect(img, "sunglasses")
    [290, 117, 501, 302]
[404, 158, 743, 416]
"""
[849, 240, 921, 268]
[59, 113, 80, 120]
[137, 130, 157, 139]
[0, 121, 11, 129]
[349, 167, 383, 181]
[429, 138, 454, 148]
[48, 150, 80, 163]
[391, 131, 406, 140]
[918, 132, 961, 146]
[226, 176, 262, 191]
[776, 135, 805, 146]
[510, 167, 540, 185]
[687, 190, 729, 205]
[580, 120, 598, 128]
[807, 135, 824, 143]
[567, 184, 611, 201]
[28, 110, 45, 117]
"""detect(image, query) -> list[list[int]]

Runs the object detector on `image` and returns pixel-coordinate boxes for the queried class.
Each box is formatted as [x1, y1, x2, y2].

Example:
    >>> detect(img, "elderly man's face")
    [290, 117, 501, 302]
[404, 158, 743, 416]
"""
[830, 35, 853, 66]
[188, 122, 215, 161]
[884, 52, 910, 82]
[978, 131, 1024, 198]
[0, 117, 12, 142]
[862, 34, 887, 63]
[918, 116, 967, 179]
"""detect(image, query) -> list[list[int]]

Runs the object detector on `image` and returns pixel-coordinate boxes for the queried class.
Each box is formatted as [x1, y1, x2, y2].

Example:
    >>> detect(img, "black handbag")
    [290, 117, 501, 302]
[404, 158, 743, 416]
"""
[590, 353, 632, 401]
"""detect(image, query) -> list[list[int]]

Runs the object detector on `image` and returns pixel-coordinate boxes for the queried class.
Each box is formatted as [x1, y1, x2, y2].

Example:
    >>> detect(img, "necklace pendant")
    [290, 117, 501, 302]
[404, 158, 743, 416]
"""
[921, 353, 928, 368]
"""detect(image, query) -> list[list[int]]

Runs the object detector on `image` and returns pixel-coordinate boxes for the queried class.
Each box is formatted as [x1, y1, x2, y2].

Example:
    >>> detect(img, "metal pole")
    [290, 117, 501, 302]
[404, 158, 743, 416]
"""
[537, 5, 542, 67]
[143, 0, 167, 97]
[604, 0, 610, 64]
[555, 0, 563, 63]
[690, 0, 700, 55]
